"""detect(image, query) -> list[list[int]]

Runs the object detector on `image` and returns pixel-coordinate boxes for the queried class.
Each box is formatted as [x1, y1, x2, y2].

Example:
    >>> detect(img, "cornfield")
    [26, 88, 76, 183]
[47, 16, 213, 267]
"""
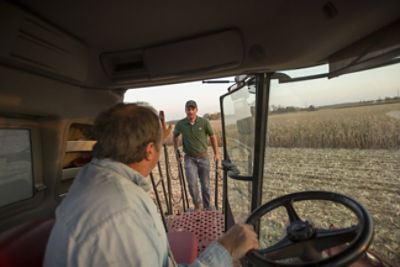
[167, 103, 400, 149]
[267, 103, 400, 149]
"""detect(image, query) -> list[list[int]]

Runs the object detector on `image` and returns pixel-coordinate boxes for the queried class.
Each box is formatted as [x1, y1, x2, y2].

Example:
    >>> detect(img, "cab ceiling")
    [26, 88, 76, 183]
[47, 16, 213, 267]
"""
[7, 0, 400, 89]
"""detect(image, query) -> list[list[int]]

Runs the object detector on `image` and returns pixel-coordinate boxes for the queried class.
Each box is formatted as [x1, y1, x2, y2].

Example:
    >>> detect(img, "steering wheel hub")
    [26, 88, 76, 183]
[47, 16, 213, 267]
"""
[287, 220, 315, 241]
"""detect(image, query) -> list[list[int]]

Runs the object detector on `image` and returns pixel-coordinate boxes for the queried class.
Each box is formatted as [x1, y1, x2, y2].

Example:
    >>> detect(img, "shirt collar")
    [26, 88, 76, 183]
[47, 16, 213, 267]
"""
[90, 158, 151, 192]
[185, 116, 198, 124]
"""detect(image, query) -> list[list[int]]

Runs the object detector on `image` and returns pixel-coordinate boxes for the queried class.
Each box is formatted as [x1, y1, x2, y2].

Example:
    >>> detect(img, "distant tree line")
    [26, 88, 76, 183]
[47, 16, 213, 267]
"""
[269, 96, 400, 115]
[203, 112, 221, 120]
[269, 105, 316, 114]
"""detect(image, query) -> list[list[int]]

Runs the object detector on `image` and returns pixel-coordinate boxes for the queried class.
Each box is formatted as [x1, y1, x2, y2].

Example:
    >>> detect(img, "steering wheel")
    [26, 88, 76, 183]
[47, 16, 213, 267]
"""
[245, 191, 373, 267]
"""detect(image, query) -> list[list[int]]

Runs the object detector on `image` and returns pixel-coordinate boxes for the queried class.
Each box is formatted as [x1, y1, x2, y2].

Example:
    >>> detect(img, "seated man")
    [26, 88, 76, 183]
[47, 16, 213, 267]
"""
[44, 103, 258, 266]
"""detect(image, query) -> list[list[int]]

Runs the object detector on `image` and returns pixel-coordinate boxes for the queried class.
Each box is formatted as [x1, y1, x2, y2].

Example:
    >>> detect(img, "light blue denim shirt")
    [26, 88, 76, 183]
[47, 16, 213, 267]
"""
[44, 158, 233, 267]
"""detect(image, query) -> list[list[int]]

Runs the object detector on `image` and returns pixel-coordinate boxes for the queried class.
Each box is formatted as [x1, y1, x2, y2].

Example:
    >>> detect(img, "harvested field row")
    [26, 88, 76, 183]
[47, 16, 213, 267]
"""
[251, 148, 399, 264]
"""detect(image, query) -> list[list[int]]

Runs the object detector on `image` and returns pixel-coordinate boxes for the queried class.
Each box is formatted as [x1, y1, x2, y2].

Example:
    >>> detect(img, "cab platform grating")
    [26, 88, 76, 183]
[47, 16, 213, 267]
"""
[168, 210, 225, 254]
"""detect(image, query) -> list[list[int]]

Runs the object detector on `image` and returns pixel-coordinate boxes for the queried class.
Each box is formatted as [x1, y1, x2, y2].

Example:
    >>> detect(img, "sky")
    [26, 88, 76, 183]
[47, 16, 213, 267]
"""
[124, 64, 400, 121]
[124, 78, 233, 121]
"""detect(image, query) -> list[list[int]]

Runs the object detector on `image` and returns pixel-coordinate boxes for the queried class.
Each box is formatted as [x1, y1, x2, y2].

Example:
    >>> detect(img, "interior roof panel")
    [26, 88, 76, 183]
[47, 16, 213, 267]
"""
[7, 0, 400, 88]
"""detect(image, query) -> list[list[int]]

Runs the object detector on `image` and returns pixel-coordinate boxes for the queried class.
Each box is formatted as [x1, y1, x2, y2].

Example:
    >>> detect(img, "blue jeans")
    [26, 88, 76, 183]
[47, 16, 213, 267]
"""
[184, 154, 211, 209]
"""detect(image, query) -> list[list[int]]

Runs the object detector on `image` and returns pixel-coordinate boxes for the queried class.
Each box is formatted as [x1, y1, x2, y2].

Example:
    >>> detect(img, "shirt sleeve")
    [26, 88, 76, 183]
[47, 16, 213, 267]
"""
[204, 119, 214, 136]
[173, 122, 181, 137]
[179, 242, 233, 267]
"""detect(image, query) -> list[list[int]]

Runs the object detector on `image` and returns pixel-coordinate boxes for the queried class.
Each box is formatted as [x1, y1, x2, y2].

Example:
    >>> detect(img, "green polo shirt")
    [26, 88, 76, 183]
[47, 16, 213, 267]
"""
[173, 116, 214, 157]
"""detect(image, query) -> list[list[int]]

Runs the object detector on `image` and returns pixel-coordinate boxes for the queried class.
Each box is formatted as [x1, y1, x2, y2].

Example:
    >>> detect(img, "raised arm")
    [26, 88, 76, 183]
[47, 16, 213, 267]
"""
[159, 111, 172, 141]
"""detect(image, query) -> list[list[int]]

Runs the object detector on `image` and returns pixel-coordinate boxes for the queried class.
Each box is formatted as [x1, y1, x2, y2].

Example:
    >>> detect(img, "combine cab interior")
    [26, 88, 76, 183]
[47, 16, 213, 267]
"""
[0, 1, 399, 266]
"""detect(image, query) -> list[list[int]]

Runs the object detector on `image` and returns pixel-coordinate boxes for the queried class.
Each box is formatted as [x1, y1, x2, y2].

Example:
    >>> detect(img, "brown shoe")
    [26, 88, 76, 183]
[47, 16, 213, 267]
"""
[194, 203, 202, 212]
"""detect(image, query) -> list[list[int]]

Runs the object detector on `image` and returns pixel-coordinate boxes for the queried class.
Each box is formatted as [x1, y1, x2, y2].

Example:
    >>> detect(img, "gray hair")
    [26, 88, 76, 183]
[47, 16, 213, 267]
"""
[92, 103, 161, 164]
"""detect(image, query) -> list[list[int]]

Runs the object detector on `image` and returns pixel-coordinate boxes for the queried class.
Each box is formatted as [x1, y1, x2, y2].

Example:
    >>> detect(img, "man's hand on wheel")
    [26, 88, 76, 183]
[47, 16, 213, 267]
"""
[217, 223, 259, 261]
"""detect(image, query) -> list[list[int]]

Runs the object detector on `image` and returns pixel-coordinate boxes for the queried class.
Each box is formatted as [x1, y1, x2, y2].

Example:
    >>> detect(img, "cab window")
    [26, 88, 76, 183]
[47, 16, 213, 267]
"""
[261, 63, 400, 263]
[0, 129, 33, 207]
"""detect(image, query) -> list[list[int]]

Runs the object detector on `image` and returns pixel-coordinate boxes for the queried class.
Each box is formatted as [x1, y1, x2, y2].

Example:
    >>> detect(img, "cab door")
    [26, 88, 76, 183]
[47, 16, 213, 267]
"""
[219, 74, 271, 230]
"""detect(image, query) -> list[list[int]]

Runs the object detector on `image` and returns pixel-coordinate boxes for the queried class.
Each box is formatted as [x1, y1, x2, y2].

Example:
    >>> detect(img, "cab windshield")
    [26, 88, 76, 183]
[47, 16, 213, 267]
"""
[221, 63, 400, 264]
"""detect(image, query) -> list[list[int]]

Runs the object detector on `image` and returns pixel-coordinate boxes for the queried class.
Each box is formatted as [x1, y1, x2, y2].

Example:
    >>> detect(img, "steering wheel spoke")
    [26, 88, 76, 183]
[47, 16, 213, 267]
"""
[310, 225, 359, 252]
[259, 236, 295, 259]
[284, 201, 302, 223]
[260, 236, 321, 260]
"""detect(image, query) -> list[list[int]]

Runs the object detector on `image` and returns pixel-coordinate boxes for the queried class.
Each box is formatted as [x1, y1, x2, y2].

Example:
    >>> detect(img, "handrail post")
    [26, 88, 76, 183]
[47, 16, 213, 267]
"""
[163, 144, 174, 214]
[177, 150, 190, 210]
[215, 160, 219, 210]
[150, 172, 167, 231]
[157, 162, 171, 215]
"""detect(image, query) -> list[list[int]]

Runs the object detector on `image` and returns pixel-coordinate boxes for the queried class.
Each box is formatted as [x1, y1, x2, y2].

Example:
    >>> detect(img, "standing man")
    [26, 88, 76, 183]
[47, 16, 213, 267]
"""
[173, 100, 220, 211]
[44, 103, 258, 267]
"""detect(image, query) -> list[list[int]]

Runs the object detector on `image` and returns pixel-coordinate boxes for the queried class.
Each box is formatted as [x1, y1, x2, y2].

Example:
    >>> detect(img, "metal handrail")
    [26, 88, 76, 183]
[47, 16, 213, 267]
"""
[150, 145, 223, 217]
[149, 172, 167, 231]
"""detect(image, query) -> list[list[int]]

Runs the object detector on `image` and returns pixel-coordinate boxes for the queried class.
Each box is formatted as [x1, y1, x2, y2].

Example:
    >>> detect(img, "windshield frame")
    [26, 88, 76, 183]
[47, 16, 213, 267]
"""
[219, 73, 272, 231]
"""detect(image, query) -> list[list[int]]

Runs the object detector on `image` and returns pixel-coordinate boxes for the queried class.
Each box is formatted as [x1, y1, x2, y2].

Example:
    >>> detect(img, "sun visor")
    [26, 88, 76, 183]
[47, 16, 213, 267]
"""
[329, 19, 400, 78]
[0, 2, 89, 82]
[144, 30, 243, 77]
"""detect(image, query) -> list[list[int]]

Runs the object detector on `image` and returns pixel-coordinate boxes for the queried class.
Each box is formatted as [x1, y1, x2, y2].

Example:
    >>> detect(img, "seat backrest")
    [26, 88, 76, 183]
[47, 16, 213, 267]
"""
[0, 218, 55, 267]
[167, 231, 198, 264]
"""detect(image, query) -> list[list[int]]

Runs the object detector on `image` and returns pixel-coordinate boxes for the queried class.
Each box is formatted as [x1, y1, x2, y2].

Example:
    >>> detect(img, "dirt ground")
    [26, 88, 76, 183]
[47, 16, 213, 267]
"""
[151, 146, 400, 265]
[261, 148, 400, 265]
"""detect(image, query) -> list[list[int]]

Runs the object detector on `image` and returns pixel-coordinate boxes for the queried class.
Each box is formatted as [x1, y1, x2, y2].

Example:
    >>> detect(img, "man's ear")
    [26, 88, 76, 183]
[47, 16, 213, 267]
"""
[144, 142, 155, 161]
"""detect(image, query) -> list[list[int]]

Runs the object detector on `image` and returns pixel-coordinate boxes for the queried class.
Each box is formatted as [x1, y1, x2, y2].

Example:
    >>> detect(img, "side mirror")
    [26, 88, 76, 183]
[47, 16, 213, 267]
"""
[236, 117, 253, 135]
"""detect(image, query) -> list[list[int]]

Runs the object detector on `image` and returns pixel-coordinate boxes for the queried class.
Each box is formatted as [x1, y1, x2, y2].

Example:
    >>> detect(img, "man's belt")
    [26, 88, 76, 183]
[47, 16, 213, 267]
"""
[188, 152, 208, 158]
